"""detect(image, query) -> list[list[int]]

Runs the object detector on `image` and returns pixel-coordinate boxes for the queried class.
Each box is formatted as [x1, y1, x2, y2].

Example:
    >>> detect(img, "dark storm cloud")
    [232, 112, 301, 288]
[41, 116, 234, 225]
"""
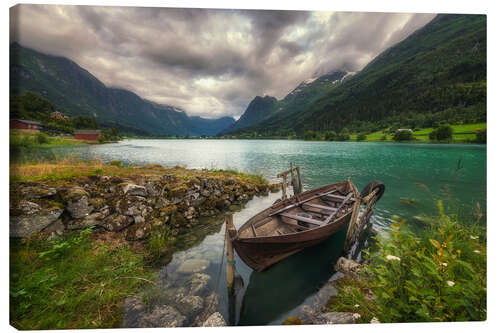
[10, 5, 435, 119]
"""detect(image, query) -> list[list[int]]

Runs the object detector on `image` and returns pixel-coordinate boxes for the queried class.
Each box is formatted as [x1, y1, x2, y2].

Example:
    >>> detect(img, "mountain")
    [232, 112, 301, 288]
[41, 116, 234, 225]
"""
[232, 14, 486, 136]
[222, 96, 277, 133]
[9, 43, 235, 136]
[223, 70, 351, 134]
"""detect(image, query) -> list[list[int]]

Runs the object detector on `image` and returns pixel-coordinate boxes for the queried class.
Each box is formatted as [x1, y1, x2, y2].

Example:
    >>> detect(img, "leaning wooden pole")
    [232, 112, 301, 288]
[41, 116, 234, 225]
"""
[225, 214, 236, 295]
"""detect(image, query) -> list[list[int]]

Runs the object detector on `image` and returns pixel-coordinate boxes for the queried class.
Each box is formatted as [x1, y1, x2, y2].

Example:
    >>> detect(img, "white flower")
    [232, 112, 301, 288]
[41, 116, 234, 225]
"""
[370, 317, 380, 324]
[441, 263, 448, 267]
[447, 281, 455, 287]
[470, 235, 479, 240]
[353, 313, 361, 320]
[386, 255, 401, 261]
[354, 304, 360, 308]
[474, 250, 481, 254]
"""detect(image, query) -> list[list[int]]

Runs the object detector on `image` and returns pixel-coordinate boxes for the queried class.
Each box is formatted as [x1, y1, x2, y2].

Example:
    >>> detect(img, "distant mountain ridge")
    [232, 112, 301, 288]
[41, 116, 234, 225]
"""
[10, 43, 235, 136]
[224, 70, 351, 134]
[227, 14, 486, 136]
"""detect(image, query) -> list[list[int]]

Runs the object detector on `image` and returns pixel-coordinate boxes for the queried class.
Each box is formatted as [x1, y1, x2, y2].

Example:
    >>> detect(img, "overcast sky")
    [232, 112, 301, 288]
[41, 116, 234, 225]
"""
[10, 5, 435, 119]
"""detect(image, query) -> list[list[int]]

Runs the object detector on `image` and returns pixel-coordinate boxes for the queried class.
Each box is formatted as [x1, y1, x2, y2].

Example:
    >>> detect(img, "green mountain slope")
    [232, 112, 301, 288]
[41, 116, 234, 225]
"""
[238, 14, 486, 136]
[10, 43, 234, 136]
[222, 95, 277, 133]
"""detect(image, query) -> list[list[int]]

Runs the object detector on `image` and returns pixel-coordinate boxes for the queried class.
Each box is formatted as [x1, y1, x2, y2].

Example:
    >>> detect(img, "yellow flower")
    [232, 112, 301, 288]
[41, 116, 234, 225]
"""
[457, 249, 462, 255]
[442, 243, 447, 248]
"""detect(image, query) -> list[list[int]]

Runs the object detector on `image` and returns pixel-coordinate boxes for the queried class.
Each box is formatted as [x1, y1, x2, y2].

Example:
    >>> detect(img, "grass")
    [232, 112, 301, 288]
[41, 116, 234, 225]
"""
[10, 130, 92, 148]
[10, 228, 154, 329]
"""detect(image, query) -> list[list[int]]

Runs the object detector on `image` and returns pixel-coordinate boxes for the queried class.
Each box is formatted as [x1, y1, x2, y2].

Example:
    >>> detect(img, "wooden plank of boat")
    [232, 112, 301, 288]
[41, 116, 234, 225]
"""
[279, 212, 325, 226]
[269, 189, 339, 217]
[325, 194, 356, 202]
[324, 192, 353, 224]
[279, 216, 311, 231]
[302, 202, 338, 212]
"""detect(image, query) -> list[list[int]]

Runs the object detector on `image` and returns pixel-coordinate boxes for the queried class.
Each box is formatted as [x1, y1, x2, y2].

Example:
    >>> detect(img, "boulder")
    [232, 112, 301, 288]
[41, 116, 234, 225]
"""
[334, 257, 361, 276]
[139, 305, 187, 328]
[121, 183, 147, 197]
[177, 259, 210, 274]
[202, 312, 226, 327]
[188, 273, 211, 296]
[100, 214, 133, 232]
[66, 208, 110, 230]
[42, 219, 65, 238]
[10, 201, 63, 237]
[194, 292, 219, 326]
[63, 187, 93, 219]
[19, 184, 57, 199]
[116, 196, 147, 216]
[173, 293, 204, 314]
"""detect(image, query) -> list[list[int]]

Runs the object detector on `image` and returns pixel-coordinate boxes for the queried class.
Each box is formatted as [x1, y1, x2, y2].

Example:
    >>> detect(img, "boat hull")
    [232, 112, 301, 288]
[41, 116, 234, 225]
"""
[232, 181, 357, 271]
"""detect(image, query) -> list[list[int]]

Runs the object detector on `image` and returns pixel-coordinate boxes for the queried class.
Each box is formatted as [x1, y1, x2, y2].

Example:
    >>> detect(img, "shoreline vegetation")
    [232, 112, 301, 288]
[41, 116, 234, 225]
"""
[324, 203, 486, 323]
[10, 159, 279, 329]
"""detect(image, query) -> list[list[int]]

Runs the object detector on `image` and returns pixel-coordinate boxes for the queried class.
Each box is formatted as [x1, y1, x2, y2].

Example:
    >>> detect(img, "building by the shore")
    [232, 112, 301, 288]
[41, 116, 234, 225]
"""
[10, 119, 43, 131]
[74, 129, 101, 141]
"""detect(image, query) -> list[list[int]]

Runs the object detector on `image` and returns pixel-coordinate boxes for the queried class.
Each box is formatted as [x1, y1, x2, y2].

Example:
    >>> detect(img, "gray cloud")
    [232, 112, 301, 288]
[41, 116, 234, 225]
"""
[10, 5, 435, 119]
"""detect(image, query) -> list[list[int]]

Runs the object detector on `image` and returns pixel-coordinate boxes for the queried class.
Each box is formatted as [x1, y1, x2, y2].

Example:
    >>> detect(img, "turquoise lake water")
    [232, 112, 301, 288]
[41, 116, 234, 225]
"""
[35, 139, 486, 325]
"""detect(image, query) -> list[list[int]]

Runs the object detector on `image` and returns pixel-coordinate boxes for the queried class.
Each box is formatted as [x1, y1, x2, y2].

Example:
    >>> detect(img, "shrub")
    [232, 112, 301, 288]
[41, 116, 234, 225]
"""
[328, 202, 486, 323]
[35, 133, 50, 145]
[475, 129, 486, 143]
[356, 133, 367, 141]
[429, 125, 453, 141]
[336, 129, 350, 141]
[324, 131, 337, 141]
[381, 135, 387, 141]
[393, 130, 414, 141]
[304, 130, 319, 141]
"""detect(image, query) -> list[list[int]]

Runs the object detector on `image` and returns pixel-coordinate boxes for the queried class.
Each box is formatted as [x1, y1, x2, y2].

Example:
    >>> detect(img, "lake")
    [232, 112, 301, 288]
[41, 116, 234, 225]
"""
[34, 139, 487, 325]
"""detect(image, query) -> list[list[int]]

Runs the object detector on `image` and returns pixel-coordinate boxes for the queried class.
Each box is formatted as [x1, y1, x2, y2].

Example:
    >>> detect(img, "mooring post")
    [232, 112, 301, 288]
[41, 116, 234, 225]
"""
[225, 214, 235, 295]
[281, 174, 287, 200]
[296, 166, 303, 194]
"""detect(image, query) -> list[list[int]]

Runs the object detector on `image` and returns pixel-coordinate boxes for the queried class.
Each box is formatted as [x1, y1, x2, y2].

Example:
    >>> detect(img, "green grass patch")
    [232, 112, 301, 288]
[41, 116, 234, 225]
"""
[10, 228, 154, 329]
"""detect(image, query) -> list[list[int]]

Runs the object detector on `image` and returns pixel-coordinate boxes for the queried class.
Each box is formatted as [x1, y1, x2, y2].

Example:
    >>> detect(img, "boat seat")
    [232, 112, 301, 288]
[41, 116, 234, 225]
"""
[302, 203, 338, 212]
[325, 194, 356, 203]
[279, 212, 325, 227]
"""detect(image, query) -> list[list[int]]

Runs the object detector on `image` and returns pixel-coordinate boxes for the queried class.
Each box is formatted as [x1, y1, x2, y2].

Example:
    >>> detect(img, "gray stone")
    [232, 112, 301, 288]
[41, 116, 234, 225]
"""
[20, 184, 57, 199]
[122, 296, 145, 328]
[139, 305, 187, 328]
[177, 259, 210, 274]
[43, 219, 65, 238]
[202, 312, 226, 327]
[67, 195, 94, 219]
[10, 203, 63, 237]
[334, 257, 361, 276]
[66, 208, 110, 230]
[188, 273, 211, 295]
[100, 214, 133, 232]
[126, 222, 152, 241]
[174, 293, 204, 314]
[122, 183, 147, 197]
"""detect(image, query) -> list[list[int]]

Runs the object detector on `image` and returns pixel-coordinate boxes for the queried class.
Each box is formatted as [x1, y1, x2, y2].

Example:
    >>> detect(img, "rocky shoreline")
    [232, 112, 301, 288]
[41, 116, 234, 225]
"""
[10, 166, 279, 241]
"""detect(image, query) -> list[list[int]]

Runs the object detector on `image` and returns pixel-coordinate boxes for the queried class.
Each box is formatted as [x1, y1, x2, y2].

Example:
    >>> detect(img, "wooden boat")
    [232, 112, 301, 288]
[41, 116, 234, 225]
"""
[227, 180, 362, 272]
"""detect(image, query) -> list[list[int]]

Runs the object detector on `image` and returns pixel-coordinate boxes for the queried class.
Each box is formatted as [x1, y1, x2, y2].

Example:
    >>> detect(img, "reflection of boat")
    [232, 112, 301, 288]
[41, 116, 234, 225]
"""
[227, 180, 382, 272]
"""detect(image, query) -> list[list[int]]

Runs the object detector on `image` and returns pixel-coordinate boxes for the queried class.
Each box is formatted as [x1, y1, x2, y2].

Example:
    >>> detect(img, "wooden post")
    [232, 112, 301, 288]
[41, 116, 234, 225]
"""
[281, 174, 287, 200]
[225, 214, 236, 295]
[344, 198, 361, 251]
[296, 166, 303, 194]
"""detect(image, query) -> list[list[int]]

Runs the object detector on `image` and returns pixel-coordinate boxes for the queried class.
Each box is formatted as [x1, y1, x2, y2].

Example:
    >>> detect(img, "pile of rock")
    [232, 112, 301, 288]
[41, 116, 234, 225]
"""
[10, 172, 279, 240]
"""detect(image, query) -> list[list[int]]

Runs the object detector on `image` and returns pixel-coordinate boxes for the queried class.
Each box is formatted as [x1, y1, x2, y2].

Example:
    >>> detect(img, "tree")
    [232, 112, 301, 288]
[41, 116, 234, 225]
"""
[324, 131, 337, 141]
[430, 124, 453, 141]
[393, 130, 414, 141]
[336, 128, 350, 141]
[356, 133, 367, 141]
[304, 130, 319, 141]
[475, 129, 486, 143]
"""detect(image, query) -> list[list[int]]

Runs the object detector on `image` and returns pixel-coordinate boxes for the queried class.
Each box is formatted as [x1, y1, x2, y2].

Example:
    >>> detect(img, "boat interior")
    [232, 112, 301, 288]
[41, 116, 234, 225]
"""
[239, 189, 356, 239]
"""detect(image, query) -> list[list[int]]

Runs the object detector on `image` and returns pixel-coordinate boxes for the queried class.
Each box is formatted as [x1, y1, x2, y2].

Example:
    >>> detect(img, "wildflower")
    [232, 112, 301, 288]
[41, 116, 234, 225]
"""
[386, 255, 400, 261]
[441, 262, 448, 267]
[370, 317, 380, 324]
[442, 243, 447, 248]
[354, 304, 360, 308]
[474, 250, 481, 254]
[470, 235, 478, 240]
[353, 313, 361, 320]
[447, 281, 455, 287]
[456, 249, 461, 255]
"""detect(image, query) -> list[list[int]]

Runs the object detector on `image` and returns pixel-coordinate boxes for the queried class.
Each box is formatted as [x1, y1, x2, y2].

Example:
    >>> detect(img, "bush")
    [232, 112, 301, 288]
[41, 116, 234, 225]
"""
[381, 135, 387, 141]
[475, 129, 486, 143]
[324, 131, 337, 141]
[328, 202, 486, 323]
[393, 130, 414, 141]
[304, 130, 320, 141]
[356, 133, 367, 141]
[336, 129, 350, 141]
[429, 125, 453, 141]
[35, 133, 51, 145]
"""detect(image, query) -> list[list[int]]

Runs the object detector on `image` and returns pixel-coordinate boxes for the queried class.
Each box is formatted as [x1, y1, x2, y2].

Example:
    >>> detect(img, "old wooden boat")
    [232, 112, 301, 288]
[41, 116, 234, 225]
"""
[227, 180, 367, 272]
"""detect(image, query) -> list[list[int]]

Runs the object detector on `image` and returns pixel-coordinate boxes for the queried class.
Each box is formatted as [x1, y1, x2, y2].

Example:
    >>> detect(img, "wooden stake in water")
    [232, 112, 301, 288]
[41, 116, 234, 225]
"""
[225, 214, 236, 295]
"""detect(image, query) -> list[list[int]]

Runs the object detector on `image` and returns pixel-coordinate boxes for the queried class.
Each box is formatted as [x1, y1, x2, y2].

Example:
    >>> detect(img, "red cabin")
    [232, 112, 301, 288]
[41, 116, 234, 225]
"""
[74, 129, 101, 141]
[10, 119, 43, 131]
